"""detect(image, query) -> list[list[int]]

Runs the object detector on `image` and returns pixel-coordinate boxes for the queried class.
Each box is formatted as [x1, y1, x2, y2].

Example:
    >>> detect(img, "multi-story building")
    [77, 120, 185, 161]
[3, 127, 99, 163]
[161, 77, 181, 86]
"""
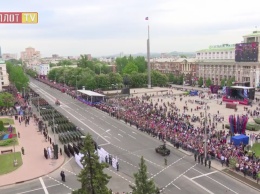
[0, 59, 10, 91]
[20, 47, 41, 64]
[1, 53, 17, 60]
[151, 58, 198, 84]
[197, 31, 260, 87]
[32, 64, 50, 78]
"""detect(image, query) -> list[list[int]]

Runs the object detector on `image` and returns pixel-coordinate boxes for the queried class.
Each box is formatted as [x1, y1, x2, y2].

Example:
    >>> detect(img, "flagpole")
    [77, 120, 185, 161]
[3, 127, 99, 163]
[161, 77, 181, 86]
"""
[147, 19, 151, 89]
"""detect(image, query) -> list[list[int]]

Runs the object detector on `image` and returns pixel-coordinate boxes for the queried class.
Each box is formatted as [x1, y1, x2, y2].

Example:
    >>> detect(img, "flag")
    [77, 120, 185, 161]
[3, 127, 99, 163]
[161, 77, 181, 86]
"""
[145, 17, 149, 20]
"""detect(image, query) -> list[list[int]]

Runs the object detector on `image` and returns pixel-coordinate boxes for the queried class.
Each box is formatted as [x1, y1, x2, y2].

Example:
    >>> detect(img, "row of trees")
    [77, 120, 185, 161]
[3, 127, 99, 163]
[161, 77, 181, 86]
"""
[115, 56, 147, 75]
[6, 62, 29, 91]
[197, 77, 236, 87]
[73, 133, 159, 194]
[47, 67, 169, 90]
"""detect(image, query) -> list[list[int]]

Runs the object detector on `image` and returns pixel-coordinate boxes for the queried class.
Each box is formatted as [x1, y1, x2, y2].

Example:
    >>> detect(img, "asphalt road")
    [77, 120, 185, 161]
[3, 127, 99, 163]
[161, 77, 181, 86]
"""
[0, 79, 259, 194]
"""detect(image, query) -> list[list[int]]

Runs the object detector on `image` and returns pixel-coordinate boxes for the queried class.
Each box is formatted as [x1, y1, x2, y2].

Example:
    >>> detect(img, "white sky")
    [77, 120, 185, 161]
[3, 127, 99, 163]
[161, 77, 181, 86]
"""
[0, 0, 259, 57]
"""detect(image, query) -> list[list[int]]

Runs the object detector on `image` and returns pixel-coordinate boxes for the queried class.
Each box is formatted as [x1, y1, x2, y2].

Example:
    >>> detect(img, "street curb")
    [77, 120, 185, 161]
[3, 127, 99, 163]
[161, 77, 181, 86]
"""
[0, 156, 66, 188]
[220, 169, 260, 192]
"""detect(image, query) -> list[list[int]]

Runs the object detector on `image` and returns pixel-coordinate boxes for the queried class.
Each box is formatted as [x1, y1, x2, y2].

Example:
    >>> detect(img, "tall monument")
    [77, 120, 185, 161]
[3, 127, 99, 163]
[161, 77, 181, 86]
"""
[146, 17, 151, 89]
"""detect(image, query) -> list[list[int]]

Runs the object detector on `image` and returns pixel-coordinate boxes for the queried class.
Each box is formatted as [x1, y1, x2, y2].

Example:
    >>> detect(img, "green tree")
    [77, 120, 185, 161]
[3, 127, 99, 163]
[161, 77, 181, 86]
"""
[78, 55, 95, 70]
[205, 78, 212, 87]
[130, 72, 146, 88]
[151, 71, 168, 86]
[221, 79, 227, 87]
[108, 72, 122, 86]
[198, 77, 203, 87]
[227, 77, 235, 87]
[180, 55, 187, 58]
[57, 60, 73, 66]
[134, 56, 146, 73]
[130, 156, 158, 194]
[95, 74, 110, 89]
[168, 73, 175, 83]
[123, 62, 138, 74]
[73, 133, 111, 194]
[26, 69, 37, 78]
[115, 56, 128, 74]
[0, 121, 4, 131]
[0, 92, 15, 108]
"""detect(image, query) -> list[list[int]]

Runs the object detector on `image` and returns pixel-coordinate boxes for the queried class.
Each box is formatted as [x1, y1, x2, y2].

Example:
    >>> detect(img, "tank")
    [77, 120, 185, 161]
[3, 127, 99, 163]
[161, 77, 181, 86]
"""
[155, 144, 170, 156]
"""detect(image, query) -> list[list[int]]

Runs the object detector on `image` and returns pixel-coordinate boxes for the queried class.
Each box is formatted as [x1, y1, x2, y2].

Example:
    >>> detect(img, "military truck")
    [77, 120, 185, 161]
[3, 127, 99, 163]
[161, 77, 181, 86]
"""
[155, 144, 170, 156]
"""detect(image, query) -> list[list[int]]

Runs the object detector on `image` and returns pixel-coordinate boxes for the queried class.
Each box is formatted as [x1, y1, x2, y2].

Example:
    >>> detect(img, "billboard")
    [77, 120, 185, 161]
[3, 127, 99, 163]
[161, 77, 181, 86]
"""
[235, 42, 258, 62]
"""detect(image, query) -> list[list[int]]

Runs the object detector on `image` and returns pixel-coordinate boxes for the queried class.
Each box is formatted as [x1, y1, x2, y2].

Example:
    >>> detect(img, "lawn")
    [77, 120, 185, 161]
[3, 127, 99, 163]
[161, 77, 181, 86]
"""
[0, 152, 23, 175]
[251, 143, 260, 157]
[0, 118, 14, 125]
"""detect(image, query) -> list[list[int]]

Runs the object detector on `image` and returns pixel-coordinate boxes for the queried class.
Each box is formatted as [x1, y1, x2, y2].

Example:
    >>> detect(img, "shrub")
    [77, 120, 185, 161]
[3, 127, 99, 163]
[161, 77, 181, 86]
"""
[0, 121, 4, 131]
[0, 139, 16, 146]
[254, 118, 260, 124]
[225, 123, 260, 131]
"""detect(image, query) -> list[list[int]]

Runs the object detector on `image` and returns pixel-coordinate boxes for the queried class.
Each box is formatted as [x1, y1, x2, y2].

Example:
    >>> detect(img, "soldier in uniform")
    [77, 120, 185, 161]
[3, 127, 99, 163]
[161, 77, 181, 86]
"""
[164, 158, 167, 166]
[194, 148, 197, 162]
[208, 154, 211, 169]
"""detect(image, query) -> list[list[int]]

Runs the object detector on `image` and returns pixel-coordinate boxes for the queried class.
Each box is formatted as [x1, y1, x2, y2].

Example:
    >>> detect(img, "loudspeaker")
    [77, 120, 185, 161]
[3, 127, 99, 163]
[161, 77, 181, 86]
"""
[53, 144, 59, 159]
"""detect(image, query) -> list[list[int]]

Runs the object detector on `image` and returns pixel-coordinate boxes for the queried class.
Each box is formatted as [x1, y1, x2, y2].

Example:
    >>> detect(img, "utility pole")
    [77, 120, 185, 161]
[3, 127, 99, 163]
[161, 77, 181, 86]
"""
[147, 18, 151, 89]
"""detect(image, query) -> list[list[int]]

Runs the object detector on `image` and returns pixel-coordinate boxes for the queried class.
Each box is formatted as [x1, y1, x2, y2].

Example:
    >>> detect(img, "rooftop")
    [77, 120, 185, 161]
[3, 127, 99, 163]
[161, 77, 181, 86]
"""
[243, 31, 260, 37]
[197, 47, 234, 52]
[78, 90, 105, 97]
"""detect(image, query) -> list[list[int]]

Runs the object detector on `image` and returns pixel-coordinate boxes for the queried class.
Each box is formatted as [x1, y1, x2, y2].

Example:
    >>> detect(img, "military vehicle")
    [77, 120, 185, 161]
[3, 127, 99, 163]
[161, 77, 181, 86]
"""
[155, 144, 170, 156]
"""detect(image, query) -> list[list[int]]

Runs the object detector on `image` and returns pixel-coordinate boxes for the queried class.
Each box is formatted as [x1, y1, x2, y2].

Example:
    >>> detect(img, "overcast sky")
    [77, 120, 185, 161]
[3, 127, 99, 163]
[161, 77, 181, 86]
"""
[0, 0, 259, 57]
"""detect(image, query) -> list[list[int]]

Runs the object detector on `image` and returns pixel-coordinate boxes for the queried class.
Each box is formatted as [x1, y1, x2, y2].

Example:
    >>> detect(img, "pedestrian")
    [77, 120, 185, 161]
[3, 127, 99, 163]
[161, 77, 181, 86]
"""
[50, 137, 52, 144]
[60, 148, 62, 155]
[194, 150, 197, 162]
[208, 154, 211, 169]
[18, 132, 20, 138]
[21, 147, 25, 155]
[116, 161, 119, 171]
[164, 158, 167, 166]
[105, 155, 108, 163]
[60, 171, 66, 182]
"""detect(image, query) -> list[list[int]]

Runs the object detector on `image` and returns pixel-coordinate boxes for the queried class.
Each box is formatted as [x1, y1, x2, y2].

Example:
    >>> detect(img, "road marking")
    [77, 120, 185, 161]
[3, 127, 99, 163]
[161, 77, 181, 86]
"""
[99, 142, 111, 146]
[183, 175, 214, 194]
[148, 156, 185, 180]
[192, 168, 238, 194]
[114, 137, 121, 141]
[128, 134, 136, 139]
[47, 175, 74, 191]
[132, 131, 136, 134]
[39, 177, 49, 194]
[160, 163, 197, 192]
[61, 157, 74, 168]
[119, 158, 153, 176]
[62, 168, 77, 175]
[118, 133, 123, 137]
[15, 183, 61, 194]
[191, 170, 218, 180]
[106, 168, 134, 185]
[172, 183, 181, 190]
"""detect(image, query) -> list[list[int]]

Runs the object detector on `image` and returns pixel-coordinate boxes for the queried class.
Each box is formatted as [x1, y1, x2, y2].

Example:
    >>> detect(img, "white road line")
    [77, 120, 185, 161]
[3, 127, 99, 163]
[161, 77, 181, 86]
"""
[118, 133, 123, 137]
[128, 134, 136, 139]
[61, 156, 74, 168]
[114, 137, 121, 141]
[192, 168, 238, 194]
[99, 142, 111, 146]
[132, 131, 136, 134]
[172, 183, 181, 190]
[39, 177, 49, 194]
[191, 171, 218, 180]
[160, 163, 197, 192]
[15, 184, 61, 194]
[183, 175, 214, 194]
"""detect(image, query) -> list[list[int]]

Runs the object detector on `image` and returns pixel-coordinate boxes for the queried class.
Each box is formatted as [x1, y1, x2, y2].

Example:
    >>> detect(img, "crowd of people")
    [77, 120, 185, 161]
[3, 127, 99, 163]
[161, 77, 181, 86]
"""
[95, 94, 260, 180]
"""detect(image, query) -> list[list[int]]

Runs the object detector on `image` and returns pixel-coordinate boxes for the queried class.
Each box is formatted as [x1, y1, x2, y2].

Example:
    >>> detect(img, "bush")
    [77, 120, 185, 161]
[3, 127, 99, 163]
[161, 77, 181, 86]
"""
[0, 121, 4, 131]
[254, 118, 260, 124]
[225, 123, 260, 131]
[0, 139, 16, 146]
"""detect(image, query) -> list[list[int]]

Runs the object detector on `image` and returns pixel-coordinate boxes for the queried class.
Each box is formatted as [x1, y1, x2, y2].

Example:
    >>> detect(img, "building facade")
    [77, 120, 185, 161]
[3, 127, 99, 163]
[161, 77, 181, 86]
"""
[32, 64, 50, 78]
[151, 58, 198, 84]
[20, 47, 41, 66]
[197, 31, 260, 87]
[0, 59, 10, 91]
[1, 53, 17, 60]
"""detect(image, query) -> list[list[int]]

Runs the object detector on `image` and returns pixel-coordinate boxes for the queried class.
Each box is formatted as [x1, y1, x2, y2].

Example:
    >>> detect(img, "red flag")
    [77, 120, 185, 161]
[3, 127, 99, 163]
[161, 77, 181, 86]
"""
[145, 17, 149, 20]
